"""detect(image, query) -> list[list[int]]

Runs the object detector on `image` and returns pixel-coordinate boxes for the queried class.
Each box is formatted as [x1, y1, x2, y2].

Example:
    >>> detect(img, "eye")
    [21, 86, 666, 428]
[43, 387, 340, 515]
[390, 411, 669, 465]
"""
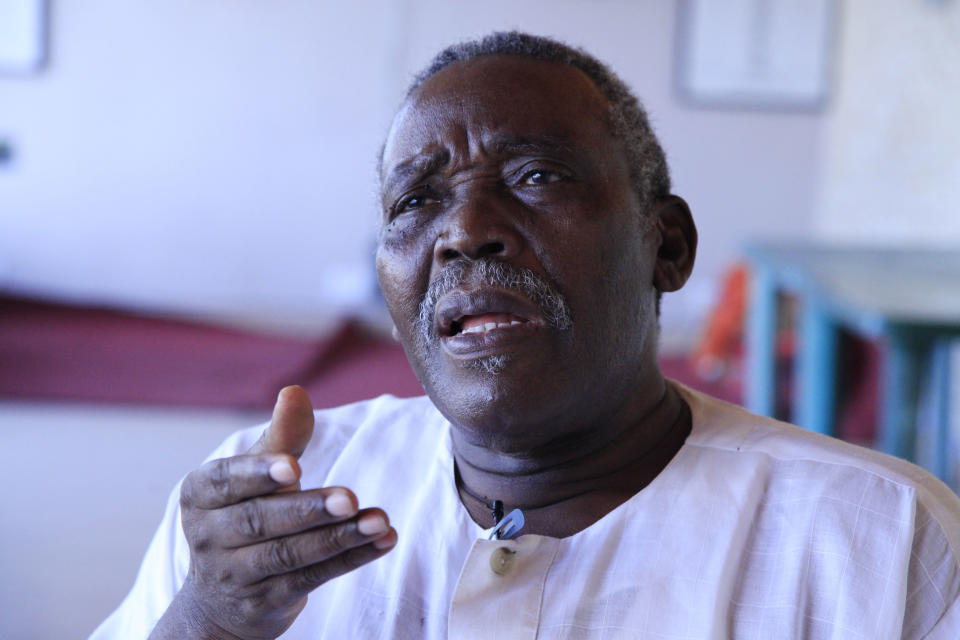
[520, 169, 567, 186]
[392, 189, 439, 217]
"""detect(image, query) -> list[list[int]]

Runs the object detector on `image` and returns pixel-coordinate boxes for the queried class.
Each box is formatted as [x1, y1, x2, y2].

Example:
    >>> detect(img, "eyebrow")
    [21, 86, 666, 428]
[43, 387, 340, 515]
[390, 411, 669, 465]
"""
[384, 149, 450, 194]
[491, 135, 576, 158]
[383, 135, 577, 194]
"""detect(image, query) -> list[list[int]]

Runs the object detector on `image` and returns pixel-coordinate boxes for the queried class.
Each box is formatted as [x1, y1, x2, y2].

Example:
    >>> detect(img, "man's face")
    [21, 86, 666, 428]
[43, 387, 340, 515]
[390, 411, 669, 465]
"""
[376, 56, 663, 446]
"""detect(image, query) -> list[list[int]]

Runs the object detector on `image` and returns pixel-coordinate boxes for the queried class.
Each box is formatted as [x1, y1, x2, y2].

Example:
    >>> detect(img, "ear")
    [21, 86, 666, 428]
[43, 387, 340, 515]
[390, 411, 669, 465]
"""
[391, 324, 401, 341]
[652, 195, 697, 293]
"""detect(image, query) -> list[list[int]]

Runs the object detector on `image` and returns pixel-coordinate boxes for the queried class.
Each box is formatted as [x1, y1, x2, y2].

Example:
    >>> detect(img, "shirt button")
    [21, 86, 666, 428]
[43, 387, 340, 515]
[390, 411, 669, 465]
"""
[489, 546, 516, 575]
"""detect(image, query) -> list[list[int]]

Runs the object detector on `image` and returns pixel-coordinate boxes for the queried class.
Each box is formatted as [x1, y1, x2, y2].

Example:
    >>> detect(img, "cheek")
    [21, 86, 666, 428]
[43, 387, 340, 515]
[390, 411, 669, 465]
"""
[562, 217, 654, 319]
[380, 211, 435, 250]
[375, 242, 433, 325]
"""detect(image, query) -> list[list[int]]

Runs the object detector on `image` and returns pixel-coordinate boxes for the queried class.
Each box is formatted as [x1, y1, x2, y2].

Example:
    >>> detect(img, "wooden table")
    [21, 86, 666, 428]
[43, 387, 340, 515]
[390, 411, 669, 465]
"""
[744, 243, 960, 481]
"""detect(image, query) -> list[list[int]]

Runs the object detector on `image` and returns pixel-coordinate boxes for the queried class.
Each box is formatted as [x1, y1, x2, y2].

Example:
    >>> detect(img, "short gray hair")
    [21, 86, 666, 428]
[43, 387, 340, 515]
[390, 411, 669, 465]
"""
[404, 31, 671, 214]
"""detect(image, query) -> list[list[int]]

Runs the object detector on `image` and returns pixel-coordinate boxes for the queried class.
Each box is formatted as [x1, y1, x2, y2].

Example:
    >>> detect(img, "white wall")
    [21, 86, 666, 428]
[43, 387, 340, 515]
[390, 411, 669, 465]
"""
[0, 0, 402, 329]
[815, 0, 960, 245]
[0, 0, 824, 346]
[0, 402, 265, 639]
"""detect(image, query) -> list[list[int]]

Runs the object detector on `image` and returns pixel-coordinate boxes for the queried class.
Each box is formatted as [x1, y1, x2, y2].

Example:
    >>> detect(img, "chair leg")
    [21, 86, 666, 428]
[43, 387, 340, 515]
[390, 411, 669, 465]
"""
[928, 339, 953, 483]
[746, 266, 777, 418]
[794, 295, 837, 436]
[879, 332, 929, 462]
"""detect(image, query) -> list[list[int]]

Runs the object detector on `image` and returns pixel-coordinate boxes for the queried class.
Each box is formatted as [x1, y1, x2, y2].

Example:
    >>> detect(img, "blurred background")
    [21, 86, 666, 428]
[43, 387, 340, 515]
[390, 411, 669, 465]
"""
[1, 1, 958, 637]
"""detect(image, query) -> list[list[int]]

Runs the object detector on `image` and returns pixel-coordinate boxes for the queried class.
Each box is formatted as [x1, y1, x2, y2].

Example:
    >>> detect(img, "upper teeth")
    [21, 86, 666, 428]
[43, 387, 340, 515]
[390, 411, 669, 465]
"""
[461, 320, 523, 335]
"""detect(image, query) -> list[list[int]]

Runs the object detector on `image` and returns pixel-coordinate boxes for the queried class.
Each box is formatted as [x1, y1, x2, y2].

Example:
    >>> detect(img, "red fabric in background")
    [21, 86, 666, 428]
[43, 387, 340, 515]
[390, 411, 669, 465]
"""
[0, 294, 740, 411]
[0, 295, 423, 410]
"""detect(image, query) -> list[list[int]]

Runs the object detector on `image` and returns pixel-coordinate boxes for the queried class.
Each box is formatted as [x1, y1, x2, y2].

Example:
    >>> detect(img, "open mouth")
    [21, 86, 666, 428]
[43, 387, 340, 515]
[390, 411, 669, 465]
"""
[434, 289, 543, 341]
[448, 312, 529, 337]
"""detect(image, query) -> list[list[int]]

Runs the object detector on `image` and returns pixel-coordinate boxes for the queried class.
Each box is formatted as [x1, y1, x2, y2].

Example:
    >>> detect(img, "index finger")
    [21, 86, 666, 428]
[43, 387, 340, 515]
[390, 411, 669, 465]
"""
[180, 453, 300, 510]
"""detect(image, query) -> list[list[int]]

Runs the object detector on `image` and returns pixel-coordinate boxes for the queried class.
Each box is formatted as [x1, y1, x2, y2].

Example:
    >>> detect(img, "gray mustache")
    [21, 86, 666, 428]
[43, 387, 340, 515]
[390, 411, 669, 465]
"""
[416, 260, 572, 345]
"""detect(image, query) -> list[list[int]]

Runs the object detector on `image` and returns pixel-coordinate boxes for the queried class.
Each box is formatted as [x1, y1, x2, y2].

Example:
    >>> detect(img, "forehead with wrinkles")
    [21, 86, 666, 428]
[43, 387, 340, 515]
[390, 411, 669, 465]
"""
[380, 56, 616, 191]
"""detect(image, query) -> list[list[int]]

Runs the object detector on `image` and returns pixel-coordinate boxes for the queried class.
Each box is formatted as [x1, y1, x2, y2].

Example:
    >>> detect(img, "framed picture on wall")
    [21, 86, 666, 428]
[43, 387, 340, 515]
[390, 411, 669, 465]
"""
[675, 0, 837, 111]
[0, 0, 47, 74]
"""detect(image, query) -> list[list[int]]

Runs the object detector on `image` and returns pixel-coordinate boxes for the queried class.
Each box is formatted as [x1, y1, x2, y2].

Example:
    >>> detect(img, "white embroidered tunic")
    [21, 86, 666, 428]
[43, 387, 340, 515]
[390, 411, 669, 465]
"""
[91, 384, 960, 639]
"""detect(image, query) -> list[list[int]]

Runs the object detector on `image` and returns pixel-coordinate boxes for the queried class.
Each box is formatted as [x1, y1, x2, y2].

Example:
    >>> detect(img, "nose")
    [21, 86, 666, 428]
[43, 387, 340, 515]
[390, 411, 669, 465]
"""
[433, 192, 524, 267]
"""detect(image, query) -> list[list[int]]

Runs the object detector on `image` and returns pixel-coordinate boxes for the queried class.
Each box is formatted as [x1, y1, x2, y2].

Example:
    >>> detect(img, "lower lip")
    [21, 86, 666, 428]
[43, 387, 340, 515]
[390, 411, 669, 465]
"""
[440, 322, 541, 358]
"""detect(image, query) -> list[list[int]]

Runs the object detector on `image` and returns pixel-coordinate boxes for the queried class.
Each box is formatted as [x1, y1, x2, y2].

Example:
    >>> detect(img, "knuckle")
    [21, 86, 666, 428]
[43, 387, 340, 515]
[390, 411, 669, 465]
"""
[295, 562, 330, 591]
[262, 537, 300, 574]
[290, 496, 322, 526]
[316, 522, 356, 557]
[208, 458, 234, 503]
[179, 474, 198, 510]
[236, 500, 266, 539]
[182, 458, 240, 509]
[214, 567, 234, 585]
[339, 546, 371, 572]
[193, 536, 213, 554]
[297, 545, 370, 591]
[187, 522, 213, 553]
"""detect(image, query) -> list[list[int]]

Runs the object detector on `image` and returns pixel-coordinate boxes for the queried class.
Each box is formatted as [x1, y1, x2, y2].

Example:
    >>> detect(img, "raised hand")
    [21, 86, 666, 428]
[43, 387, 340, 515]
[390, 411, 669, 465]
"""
[150, 386, 396, 640]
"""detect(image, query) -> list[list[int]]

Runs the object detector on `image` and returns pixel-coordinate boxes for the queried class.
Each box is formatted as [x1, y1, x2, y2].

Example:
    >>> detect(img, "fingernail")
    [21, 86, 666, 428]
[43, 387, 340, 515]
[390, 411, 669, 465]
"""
[373, 529, 398, 550]
[357, 514, 388, 536]
[268, 460, 297, 485]
[324, 491, 355, 517]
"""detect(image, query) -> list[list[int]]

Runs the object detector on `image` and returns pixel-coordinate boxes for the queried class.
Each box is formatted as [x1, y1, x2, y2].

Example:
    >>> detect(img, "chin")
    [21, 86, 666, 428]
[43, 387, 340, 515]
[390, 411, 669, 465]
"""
[463, 354, 511, 375]
[421, 355, 568, 442]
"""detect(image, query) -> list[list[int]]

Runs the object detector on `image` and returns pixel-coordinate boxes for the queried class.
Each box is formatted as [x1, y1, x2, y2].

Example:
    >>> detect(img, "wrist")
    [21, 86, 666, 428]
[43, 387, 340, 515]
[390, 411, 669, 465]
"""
[150, 579, 245, 640]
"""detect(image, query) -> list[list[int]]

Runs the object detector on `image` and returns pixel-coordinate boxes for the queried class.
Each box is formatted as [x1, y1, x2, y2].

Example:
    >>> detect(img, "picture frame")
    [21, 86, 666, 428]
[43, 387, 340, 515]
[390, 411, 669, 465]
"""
[0, 0, 48, 75]
[675, 0, 837, 111]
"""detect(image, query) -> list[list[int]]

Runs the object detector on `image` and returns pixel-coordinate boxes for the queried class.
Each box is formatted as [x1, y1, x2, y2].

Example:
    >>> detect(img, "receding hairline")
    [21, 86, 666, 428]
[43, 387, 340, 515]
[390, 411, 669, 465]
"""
[378, 31, 671, 215]
[379, 54, 622, 186]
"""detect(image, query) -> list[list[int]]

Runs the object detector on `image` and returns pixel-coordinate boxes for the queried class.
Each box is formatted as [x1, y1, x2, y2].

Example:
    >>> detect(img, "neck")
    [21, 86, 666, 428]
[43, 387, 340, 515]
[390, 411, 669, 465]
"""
[452, 378, 691, 537]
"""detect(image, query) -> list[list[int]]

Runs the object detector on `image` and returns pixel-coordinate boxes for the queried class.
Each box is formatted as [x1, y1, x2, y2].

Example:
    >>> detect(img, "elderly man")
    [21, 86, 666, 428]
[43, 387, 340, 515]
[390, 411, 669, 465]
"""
[94, 32, 960, 639]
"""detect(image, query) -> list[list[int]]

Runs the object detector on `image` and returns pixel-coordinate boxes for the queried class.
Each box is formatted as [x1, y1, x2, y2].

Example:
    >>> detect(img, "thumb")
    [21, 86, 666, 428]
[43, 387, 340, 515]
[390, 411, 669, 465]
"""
[249, 385, 315, 457]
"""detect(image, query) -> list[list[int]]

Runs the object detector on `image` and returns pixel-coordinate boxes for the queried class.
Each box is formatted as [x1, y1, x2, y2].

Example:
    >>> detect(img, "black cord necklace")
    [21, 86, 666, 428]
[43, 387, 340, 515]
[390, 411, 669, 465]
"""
[491, 499, 504, 525]
[454, 388, 691, 527]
